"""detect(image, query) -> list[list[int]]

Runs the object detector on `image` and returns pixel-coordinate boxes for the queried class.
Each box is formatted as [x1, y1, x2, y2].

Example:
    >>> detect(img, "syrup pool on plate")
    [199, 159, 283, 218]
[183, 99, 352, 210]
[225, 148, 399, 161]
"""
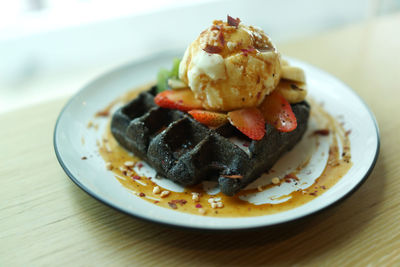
[94, 86, 352, 217]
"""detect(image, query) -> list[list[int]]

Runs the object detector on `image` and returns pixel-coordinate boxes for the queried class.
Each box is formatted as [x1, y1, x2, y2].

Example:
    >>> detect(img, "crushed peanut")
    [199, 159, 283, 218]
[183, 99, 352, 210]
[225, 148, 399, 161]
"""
[192, 192, 200, 202]
[272, 177, 280, 184]
[208, 197, 224, 209]
[153, 186, 161, 194]
[105, 162, 113, 170]
[160, 190, 170, 198]
[124, 161, 135, 167]
[198, 208, 206, 215]
[257, 185, 263, 192]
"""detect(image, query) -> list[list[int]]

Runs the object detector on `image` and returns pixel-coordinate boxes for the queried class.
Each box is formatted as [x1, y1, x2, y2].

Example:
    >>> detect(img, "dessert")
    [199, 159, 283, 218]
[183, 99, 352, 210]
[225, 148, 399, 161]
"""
[179, 18, 281, 111]
[93, 16, 354, 217]
[111, 87, 309, 196]
[111, 16, 311, 196]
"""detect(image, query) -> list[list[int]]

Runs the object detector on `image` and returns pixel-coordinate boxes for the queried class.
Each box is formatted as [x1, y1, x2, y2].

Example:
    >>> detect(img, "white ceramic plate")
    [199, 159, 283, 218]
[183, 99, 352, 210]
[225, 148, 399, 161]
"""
[54, 52, 379, 230]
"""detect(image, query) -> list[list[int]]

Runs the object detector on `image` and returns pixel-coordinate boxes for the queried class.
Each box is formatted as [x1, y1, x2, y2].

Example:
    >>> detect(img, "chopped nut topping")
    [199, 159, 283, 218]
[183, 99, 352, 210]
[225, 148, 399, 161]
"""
[153, 186, 161, 194]
[124, 161, 135, 167]
[272, 177, 280, 184]
[198, 208, 206, 215]
[192, 192, 200, 202]
[257, 185, 263, 192]
[105, 162, 113, 170]
[203, 44, 222, 54]
[208, 197, 224, 209]
[227, 15, 241, 28]
[160, 190, 170, 198]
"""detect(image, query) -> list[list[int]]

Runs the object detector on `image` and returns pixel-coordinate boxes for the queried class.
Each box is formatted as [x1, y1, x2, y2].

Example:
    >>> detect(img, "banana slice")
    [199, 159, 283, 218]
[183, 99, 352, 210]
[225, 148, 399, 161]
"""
[281, 66, 306, 83]
[275, 80, 307, 103]
[281, 58, 289, 66]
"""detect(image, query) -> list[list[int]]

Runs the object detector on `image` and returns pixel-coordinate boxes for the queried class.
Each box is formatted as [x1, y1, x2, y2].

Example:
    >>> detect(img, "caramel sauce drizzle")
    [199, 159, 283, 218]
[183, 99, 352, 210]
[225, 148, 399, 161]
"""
[97, 86, 352, 217]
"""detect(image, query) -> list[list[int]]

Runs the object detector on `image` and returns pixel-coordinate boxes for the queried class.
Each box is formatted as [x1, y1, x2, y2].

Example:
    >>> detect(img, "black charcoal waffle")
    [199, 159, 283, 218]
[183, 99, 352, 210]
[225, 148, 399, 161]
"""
[111, 86, 310, 196]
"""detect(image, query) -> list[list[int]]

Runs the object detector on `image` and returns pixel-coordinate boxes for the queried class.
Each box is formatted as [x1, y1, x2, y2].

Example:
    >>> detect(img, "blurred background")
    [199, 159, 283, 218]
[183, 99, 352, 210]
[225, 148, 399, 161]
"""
[1, 0, 399, 113]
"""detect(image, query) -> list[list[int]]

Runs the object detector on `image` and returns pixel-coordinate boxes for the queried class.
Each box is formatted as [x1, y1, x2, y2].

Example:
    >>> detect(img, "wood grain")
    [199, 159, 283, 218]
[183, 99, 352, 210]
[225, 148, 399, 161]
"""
[1, 13, 400, 266]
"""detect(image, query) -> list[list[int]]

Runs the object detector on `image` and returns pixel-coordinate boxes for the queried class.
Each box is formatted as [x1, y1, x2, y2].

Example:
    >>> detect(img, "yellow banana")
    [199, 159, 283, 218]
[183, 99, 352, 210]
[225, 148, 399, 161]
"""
[275, 80, 307, 103]
[281, 66, 306, 83]
[281, 59, 289, 66]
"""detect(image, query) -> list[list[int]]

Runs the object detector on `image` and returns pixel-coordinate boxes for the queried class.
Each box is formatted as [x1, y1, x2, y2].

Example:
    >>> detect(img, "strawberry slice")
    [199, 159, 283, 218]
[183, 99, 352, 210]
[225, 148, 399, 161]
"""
[188, 110, 228, 127]
[259, 90, 297, 132]
[228, 108, 266, 140]
[154, 89, 203, 111]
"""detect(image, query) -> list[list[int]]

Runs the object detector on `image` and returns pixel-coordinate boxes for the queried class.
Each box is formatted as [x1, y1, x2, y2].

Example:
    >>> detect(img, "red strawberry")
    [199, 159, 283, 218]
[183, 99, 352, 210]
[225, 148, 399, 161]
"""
[154, 89, 203, 111]
[228, 108, 266, 140]
[259, 90, 297, 132]
[188, 110, 228, 127]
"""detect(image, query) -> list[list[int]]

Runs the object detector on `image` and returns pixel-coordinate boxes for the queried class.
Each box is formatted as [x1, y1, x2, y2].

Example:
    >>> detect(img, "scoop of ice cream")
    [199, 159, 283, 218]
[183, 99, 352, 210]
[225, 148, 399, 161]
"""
[179, 18, 281, 111]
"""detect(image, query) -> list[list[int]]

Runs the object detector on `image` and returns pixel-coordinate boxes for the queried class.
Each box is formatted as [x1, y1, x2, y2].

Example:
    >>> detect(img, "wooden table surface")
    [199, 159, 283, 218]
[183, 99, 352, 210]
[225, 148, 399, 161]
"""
[1, 13, 399, 266]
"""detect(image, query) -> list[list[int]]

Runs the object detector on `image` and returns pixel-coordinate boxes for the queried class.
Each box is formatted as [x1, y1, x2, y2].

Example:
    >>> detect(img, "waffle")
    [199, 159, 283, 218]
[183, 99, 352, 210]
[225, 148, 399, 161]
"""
[111, 86, 310, 196]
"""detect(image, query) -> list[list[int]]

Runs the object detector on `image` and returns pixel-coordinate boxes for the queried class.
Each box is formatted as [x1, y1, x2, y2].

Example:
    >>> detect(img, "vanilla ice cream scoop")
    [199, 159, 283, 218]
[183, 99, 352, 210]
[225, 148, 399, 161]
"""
[179, 17, 281, 111]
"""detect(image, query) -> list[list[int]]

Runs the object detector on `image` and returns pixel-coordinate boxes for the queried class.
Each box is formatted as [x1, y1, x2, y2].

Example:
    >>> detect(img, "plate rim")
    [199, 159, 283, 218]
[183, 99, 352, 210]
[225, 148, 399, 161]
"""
[53, 54, 380, 231]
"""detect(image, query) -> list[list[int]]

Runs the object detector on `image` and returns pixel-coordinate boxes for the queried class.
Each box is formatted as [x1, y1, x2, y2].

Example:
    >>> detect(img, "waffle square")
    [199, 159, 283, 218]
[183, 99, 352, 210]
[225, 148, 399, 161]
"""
[111, 86, 310, 196]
